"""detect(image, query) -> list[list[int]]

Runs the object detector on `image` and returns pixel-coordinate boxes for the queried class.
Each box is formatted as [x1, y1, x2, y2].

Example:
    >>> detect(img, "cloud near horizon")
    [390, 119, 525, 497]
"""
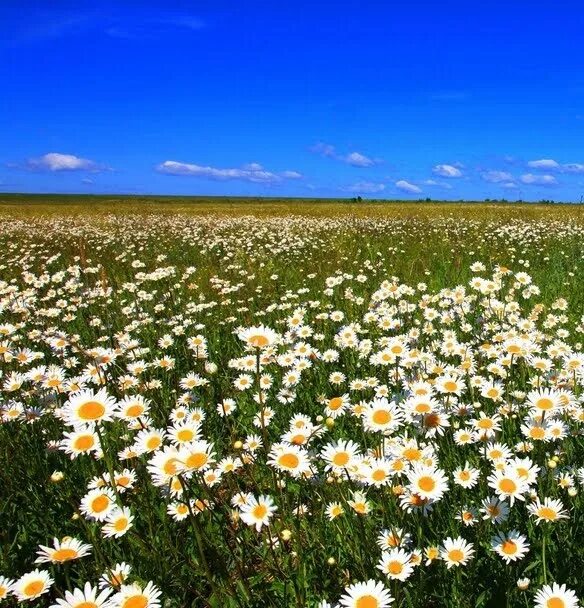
[395, 180, 422, 194]
[156, 160, 302, 183]
[527, 159, 584, 174]
[520, 173, 557, 186]
[310, 142, 380, 167]
[432, 164, 463, 178]
[343, 181, 386, 194]
[481, 170, 514, 184]
[24, 152, 106, 172]
[423, 179, 453, 189]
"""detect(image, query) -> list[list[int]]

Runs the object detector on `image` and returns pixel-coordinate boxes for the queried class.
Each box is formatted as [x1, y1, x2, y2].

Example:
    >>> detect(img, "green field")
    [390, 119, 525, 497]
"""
[1, 198, 584, 607]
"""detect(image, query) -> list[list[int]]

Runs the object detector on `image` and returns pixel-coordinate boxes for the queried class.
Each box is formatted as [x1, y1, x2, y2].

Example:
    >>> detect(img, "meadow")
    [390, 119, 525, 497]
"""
[1, 197, 584, 608]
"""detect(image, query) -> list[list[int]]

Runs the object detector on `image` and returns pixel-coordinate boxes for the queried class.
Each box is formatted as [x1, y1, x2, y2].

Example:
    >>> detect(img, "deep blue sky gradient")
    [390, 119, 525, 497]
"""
[2, 1, 584, 200]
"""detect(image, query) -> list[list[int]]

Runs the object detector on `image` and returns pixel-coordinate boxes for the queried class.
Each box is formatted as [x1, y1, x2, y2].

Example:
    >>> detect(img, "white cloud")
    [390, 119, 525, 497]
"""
[527, 159, 561, 170]
[310, 142, 337, 158]
[423, 179, 452, 189]
[526, 159, 584, 174]
[520, 173, 557, 185]
[395, 180, 422, 194]
[26, 152, 103, 172]
[310, 142, 380, 166]
[481, 170, 514, 183]
[242, 162, 264, 171]
[156, 160, 300, 183]
[563, 163, 584, 173]
[432, 164, 462, 178]
[344, 181, 386, 194]
[345, 152, 375, 167]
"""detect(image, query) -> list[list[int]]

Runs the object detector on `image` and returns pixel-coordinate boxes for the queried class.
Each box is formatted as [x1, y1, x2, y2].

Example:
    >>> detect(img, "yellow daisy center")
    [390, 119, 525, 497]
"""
[122, 596, 148, 608]
[114, 517, 129, 532]
[278, 453, 300, 469]
[248, 335, 269, 348]
[372, 410, 391, 425]
[538, 507, 557, 520]
[52, 548, 78, 562]
[23, 581, 44, 597]
[126, 404, 144, 417]
[536, 398, 554, 410]
[499, 479, 517, 494]
[448, 549, 464, 562]
[372, 469, 386, 482]
[91, 495, 110, 512]
[501, 540, 517, 555]
[252, 504, 268, 519]
[77, 401, 106, 420]
[355, 596, 378, 608]
[388, 560, 404, 574]
[185, 452, 208, 470]
[177, 429, 195, 442]
[418, 476, 436, 492]
[74, 435, 95, 451]
[328, 397, 343, 410]
[146, 436, 162, 450]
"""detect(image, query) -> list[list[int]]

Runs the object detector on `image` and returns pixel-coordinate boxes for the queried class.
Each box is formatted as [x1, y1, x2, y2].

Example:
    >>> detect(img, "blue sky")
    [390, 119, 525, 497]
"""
[2, 1, 584, 201]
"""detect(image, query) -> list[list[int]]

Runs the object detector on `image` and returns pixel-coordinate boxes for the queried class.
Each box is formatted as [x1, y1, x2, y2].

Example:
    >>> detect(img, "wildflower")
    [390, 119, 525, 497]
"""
[239, 495, 278, 531]
[60, 427, 100, 458]
[527, 497, 569, 524]
[62, 388, 116, 426]
[321, 440, 361, 473]
[35, 537, 92, 564]
[526, 388, 562, 416]
[480, 496, 510, 523]
[0, 576, 14, 601]
[349, 490, 372, 515]
[407, 464, 449, 501]
[102, 508, 134, 538]
[377, 548, 415, 581]
[440, 536, 475, 568]
[490, 530, 530, 563]
[268, 443, 312, 478]
[107, 582, 161, 608]
[238, 326, 278, 349]
[177, 440, 216, 473]
[98, 563, 132, 590]
[326, 502, 344, 520]
[362, 399, 403, 434]
[80, 488, 117, 521]
[13, 569, 53, 602]
[325, 394, 350, 418]
[534, 583, 579, 608]
[487, 467, 527, 505]
[377, 528, 410, 550]
[516, 577, 530, 590]
[453, 463, 480, 489]
[338, 579, 394, 608]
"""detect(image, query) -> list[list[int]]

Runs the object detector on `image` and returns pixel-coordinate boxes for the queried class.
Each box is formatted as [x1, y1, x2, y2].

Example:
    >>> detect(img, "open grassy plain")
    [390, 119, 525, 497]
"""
[1, 197, 584, 607]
